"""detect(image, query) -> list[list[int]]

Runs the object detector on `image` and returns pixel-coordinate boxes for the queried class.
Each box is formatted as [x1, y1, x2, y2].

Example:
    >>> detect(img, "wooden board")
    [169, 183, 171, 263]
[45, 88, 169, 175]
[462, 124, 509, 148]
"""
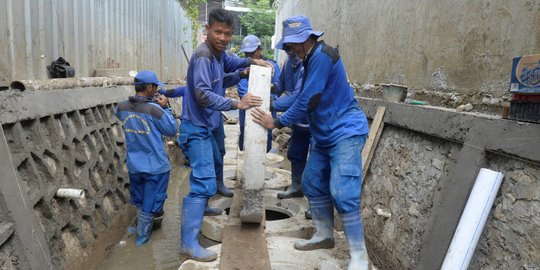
[219, 145, 271, 270]
[219, 224, 271, 270]
[361, 106, 386, 178]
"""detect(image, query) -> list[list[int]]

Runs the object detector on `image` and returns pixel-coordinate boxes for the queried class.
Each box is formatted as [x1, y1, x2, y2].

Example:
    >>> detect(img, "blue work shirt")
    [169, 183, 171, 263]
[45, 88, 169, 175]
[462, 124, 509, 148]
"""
[115, 96, 178, 174]
[182, 42, 252, 130]
[275, 41, 368, 147]
[159, 75, 242, 99]
[271, 59, 309, 126]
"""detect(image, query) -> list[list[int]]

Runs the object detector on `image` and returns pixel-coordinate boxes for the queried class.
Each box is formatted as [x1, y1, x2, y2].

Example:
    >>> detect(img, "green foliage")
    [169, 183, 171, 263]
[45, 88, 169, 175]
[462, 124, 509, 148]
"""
[178, 0, 207, 48]
[238, 0, 276, 59]
[239, 0, 275, 38]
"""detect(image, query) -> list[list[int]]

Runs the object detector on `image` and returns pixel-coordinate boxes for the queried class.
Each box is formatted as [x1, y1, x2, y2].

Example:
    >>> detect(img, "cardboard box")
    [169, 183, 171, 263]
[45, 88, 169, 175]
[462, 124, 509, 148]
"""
[510, 54, 540, 93]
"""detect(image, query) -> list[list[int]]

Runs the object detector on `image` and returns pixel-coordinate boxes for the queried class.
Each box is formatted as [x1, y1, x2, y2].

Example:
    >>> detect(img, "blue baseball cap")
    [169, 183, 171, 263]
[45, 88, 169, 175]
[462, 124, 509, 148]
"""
[276, 15, 323, 50]
[240, 35, 261, 53]
[134, 70, 165, 87]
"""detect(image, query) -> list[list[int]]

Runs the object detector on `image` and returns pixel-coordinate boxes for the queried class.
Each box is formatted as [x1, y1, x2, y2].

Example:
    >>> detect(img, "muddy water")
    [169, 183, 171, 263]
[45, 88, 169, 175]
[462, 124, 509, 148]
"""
[99, 167, 192, 270]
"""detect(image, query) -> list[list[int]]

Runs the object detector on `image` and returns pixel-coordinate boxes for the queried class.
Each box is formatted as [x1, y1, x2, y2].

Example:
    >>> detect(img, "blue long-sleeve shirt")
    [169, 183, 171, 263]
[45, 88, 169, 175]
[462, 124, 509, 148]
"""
[115, 96, 178, 174]
[182, 42, 252, 130]
[271, 59, 309, 126]
[275, 41, 368, 147]
[159, 73, 242, 99]
[159, 86, 187, 98]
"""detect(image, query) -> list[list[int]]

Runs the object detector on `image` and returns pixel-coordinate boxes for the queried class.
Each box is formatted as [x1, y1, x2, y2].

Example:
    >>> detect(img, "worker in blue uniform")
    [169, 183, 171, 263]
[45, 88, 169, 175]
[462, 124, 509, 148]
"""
[271, 49, 311, 200]
[237, 34, 281, 152]
[160, 68, 248, 217]
[115, 70, 178, 246]
[178, 8, 272, 262]
[251, 15, 370, 270]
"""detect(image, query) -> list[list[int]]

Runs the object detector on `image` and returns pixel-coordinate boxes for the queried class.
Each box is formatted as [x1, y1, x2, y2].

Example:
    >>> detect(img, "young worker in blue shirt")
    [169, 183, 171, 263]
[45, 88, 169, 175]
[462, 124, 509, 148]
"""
[251, 16, 370, 270]
[237, 34, 281, 152]
[115, 70, 178, 246]
[178, 8, 272, 262]
[160, 67, 248, 202]
[271, 48, 311, 200]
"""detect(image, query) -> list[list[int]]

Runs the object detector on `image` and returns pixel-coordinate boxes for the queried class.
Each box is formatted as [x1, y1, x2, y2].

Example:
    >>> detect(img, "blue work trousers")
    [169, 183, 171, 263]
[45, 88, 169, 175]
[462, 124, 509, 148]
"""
[177, 120, 222, 198]
[129, 171, 170, 214]
[302, 135, 367, 214]
[287, 125, 311, 165]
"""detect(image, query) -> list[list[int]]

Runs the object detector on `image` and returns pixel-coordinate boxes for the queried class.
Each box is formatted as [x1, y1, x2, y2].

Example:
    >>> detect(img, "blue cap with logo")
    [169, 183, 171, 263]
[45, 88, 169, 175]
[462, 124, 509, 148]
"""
[276, 15, 324, 50]
[240, 35, 261, 53]
[134, 70, 166, 87]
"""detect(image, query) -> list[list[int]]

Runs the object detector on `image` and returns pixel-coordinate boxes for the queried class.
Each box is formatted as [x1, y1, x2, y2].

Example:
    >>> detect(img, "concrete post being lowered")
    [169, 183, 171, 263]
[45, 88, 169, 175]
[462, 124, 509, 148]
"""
[240, 65, 272, 224]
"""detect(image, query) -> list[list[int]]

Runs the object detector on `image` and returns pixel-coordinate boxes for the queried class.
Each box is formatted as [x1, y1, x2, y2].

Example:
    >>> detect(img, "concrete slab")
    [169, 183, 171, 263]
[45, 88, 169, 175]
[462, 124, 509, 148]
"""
[179, 236, 350, 270]
[202, 190, 310, 242]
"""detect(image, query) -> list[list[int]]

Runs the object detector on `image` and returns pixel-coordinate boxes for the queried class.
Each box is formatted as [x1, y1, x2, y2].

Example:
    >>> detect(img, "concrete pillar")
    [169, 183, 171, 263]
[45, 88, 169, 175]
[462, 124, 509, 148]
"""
[240, 65, 272, 224]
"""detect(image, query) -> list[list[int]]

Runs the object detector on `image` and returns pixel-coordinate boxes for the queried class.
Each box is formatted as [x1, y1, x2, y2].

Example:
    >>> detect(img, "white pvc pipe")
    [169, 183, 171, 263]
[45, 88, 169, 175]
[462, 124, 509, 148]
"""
[55, 188, 85, 199]
[441, 168, 504, 270]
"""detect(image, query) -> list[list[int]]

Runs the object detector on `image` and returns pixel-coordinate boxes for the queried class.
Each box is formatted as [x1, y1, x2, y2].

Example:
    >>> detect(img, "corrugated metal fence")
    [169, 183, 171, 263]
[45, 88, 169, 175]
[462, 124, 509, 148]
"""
[0, 0, 193, 86]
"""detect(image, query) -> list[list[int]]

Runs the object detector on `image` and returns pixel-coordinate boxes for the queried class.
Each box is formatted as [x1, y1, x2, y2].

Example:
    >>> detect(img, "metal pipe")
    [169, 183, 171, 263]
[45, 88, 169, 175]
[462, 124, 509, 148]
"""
[9, 77, 134, 91]
[55, 188, 85, 199]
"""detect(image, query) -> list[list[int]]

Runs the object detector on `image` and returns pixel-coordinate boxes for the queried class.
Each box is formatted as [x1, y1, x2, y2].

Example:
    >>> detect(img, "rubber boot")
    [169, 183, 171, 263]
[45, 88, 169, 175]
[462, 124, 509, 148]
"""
[305, 208, 312, 220]
[136, 211, 154, 246]
[204, 203, 222, 216]
[278, 162, 305, 199]
[216, 170, 233, 198]
[179, 197, 218, 262]
[153, 210, 165, 229]
[340, 211, 369, 270]
[294, 196, 335, 250]
[216, 178, 234, 198]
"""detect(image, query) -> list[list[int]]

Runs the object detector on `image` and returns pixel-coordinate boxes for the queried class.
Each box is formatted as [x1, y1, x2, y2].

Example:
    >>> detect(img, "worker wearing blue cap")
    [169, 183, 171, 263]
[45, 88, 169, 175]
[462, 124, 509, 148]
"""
[237, 34, 280, 152]
[251, 15, 370, 270]
[115, 70, 178, 246]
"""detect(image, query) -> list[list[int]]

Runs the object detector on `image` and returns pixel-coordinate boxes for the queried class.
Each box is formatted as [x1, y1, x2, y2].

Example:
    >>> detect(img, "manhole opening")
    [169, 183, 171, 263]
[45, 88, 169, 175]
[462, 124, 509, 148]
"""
[266, 209, 291, 221]
[223, 208, 292, 221]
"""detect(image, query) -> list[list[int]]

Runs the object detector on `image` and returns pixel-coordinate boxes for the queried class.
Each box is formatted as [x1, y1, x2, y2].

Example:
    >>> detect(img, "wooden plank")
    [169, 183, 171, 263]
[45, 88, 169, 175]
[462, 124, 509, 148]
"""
[362, 106, 386, 178]
[219, 224, 271, 270]
[241, 65, 271, 224]
[219, 145, 270, 270]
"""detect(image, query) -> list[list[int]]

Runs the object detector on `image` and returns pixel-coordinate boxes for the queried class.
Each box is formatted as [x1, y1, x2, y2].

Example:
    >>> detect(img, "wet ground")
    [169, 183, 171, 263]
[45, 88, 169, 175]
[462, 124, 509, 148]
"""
[99, 166, 218, 270]
[99, 119, 286, 270]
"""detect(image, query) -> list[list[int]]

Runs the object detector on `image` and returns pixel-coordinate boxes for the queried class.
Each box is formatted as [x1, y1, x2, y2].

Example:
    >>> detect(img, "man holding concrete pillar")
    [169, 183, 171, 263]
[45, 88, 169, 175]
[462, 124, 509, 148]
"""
[115, 70, 178, 246]
[237, 34, 281, 153]
[270, 47, 311, 200]
[251, 15, 370, 270]
[177, 8, 272, 262]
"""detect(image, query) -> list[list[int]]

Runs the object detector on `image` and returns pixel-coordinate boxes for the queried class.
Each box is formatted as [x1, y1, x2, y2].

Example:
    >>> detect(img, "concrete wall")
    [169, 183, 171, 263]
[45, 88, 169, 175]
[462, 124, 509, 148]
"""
[0, 86, 134, 269]
[359, 98, 540, 269]
[0, 0, 193, 87]
[275, 0, 540, 111]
